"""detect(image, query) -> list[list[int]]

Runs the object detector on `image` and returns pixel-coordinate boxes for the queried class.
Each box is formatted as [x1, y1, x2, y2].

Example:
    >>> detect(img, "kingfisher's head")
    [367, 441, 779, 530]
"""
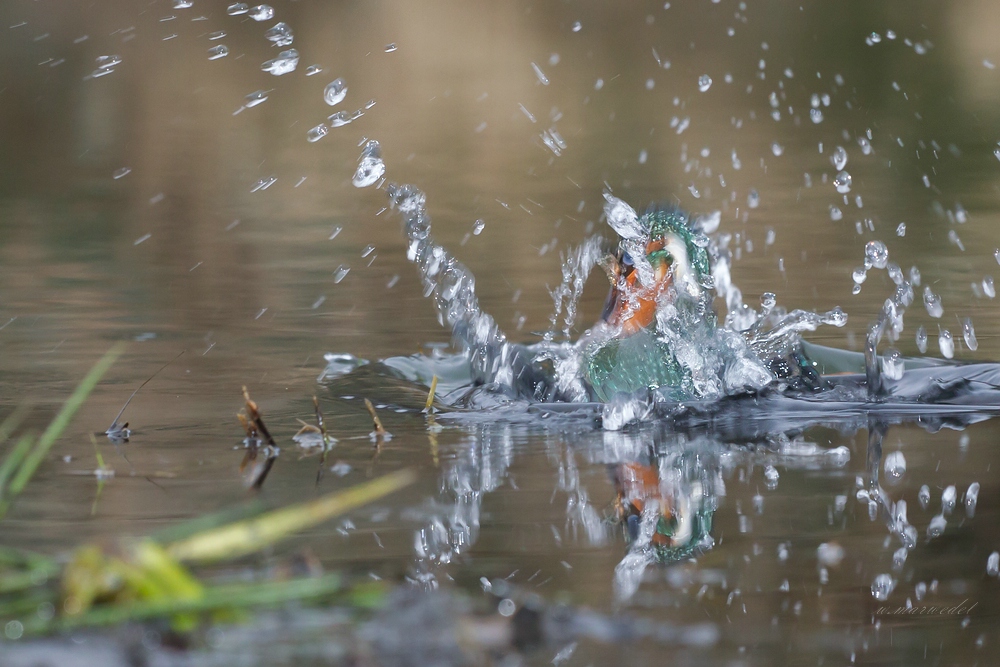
[600, 196, 714, 336]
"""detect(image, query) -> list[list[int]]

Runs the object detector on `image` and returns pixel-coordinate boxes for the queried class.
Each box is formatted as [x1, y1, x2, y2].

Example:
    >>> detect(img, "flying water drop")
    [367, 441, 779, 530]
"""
[747, 189, 760, 209]
[923, 286, 943, 318]
[927, 514, 947, 538]
[864, 241, 888, 269]
[353, 139, 386, 188]
[227, 2, 249, 15]
[810, 108, 823, 124]
[472, 219, 485, 235]
[173, 0, 193, 7]
[305, 64, 322, 76]
[264, 22, 293, 47]
[771, 142, 784, 156]
[261, 49, 298, 75]
[989, 553, 1000, 577]
[603, 193, 645, 240]
[884, 451, 906, 481]
[938, 329, 954, 358]
[324, 78, 347, 106]
[983, 276, 995, 298]
[208, 45, 228, 60]
[244, 90, 268, 107]
[248, 4, 274, 21]
[333, 265, 350, 283]
[306, 124, 328, 142]
[966, 482, 980, 518]
[764, 465, 779, 490]
[896, 222, 906, 236]
[963, 318, 978, 351]
[384, 43, 397, 53]
[918, 484, 930, 509]
[871, 574, 895, 601]
[833, 170, 852, 194]
[942, 485, 957, 514]
[831, 145, 848, 170]
[698, 74, 712, 92]
[328, 109, 363, 127]
[852, 267, 868, 285]
[916, 325, 928, 353]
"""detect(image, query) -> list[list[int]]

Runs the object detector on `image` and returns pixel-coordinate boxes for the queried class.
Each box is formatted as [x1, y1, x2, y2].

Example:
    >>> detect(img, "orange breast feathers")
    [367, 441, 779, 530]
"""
[604, 238, 673, 336]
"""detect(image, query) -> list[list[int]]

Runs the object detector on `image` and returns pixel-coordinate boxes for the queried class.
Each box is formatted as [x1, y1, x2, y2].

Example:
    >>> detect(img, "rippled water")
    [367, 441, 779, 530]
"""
[3, 1, 1000, 664]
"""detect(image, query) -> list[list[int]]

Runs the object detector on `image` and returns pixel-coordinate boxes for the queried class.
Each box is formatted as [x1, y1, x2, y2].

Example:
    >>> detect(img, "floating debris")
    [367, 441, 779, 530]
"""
[105, 351, 185, 444]
[237, 387, 280, 490]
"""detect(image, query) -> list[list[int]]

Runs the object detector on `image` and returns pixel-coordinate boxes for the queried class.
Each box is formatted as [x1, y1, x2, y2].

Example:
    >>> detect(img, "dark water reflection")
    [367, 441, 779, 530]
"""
[3, 0, 1000, 664]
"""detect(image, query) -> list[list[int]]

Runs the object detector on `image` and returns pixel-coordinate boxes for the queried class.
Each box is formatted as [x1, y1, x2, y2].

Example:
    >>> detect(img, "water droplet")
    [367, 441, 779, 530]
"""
[384, 43, 397, 53]
[871, 574, 895, 601]
[831, 145, 848, 170]
[771, 142, 784, 156]
[909, 265, 921, 285]
[603, 193, 645, 240]
[95, 54, 122, 71]
[227, 3, 249, 15]
[810, 108, 824, 124]
[764, 465, 779, 490]
[865, 241, 888, 269]
[112, 167, 131, 180]
[830, 206, 843, 221]
[892, 547, 907, 571]
[948, 229, 965, 251]
[983, 276, 995, 298]
[857, 136, 873, 155]
[306, 123, 328, 142]
[264, 22, 293, 47]
[852, 267, 868, 284]
[361, 244, 376, 258]
[938, 329, 954, 358]
[698, 74, 713, 92]
[328, 109, 364, 127]
[333, 265, 350, 283]
[250, 176, 276, 192]
[833, 170, 852, 193]
[963, 318, 978, 351]
[472, 219, 485, 235]
[173, 0, 193, 7]
[966, 482, 980, 518]
[943, 486, 957, 511]
[244, 90, 268, 107]
[261, 48, 298, 75]
[884, 451, 906, 481]
[988, 552, 1000, 577]
[923, 286, 943, 318]
[881, 348, 904, 380]
[531, 62, 549, 85]
[896, 222, 906, 236]
[760, 292, 776, 313]
[305, 64, 322, 76]
[747, 189, 760, 209]
[208, 44, 228, 60]
[867, 32, 882, 45]
[209, 31, 226, 40]
[324, 78, 347, 106]
[248, 4, 274, 21]
[916, 326, 928, 353]
[572, 21, 582, 32]
[927, 514, 947, 538]
[353, 139, 386, 188]
[917, 484, 930, 509]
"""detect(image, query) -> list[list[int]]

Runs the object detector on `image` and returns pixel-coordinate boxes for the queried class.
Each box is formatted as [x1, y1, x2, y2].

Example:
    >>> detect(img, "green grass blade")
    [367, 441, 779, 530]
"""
[166, 468, 416, 563]
[6, 343, 126, 498]
[0, 433, 36, 498]
[34, 573, 347, 633]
